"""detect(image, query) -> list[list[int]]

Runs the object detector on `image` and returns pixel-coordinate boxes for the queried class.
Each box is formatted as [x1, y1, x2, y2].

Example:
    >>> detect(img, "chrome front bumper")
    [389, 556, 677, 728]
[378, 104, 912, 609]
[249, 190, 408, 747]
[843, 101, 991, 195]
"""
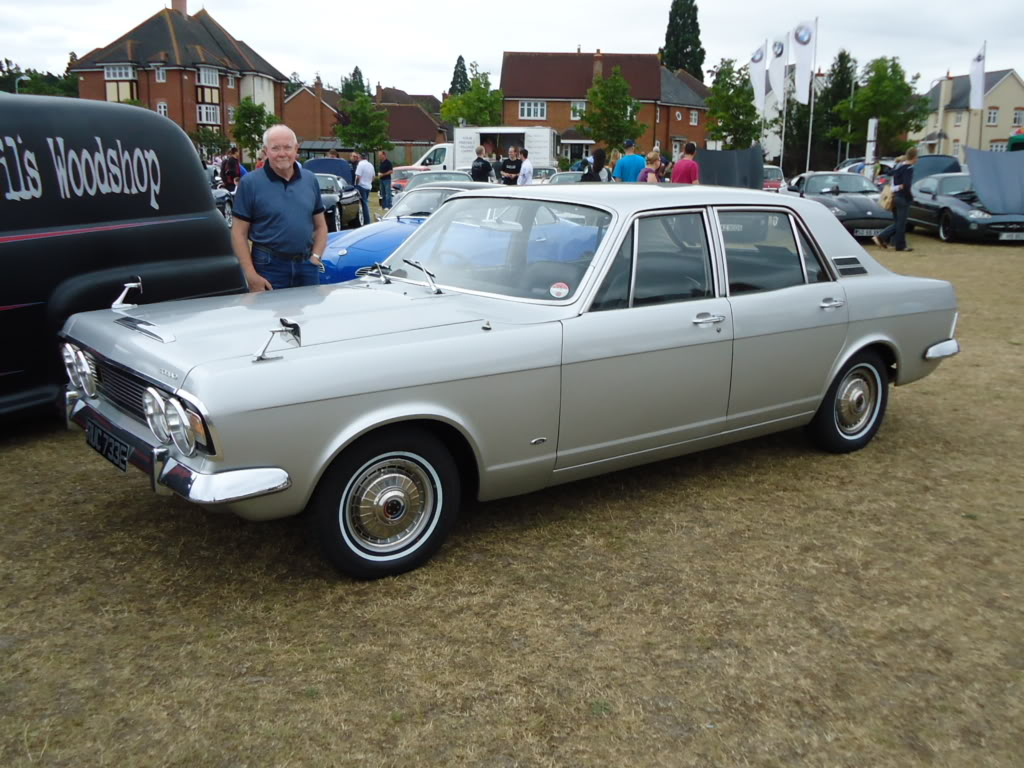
[66, 391, 291, 504]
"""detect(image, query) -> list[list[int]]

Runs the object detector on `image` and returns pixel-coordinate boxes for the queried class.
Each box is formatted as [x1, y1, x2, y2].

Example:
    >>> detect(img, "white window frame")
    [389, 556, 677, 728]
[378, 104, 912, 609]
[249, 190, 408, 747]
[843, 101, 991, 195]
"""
[227, 74, 235, 89]
[197, 104, 221, 125]
[690, 110, 699, 126]
[156, 102, 168, 117]
[986, 107, 998, 126]
[198, 67, 220, 88]
[954, 111, 962, 127]
[952, 139, 960, 158]
[519, 100, 547, 120]
[227, 106, 235, 123]
[570, 101, 586, 121]
[1014, 109, 1024, 127]
[988, 141, 1006, 152]
[104, 65, 136, 81]
[154, 66, 166, 83]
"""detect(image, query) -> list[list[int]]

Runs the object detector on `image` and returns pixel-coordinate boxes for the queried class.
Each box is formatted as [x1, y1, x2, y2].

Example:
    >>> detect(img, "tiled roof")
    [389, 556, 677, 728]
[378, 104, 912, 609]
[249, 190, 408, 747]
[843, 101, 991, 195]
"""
[500, 52, 662, 101]
[660, 67, 706, 107]
[369, 104, 443, 143]
[70, 8, 286, 80]
[925, 70, 1017, 111]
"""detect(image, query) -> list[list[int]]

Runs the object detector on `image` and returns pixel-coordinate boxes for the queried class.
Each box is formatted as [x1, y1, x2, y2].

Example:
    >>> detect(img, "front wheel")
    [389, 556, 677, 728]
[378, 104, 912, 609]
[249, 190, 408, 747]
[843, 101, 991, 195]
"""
[308, 427, 460, 579]
[939, 211, 955, 242]
[808, 350, 889, 453]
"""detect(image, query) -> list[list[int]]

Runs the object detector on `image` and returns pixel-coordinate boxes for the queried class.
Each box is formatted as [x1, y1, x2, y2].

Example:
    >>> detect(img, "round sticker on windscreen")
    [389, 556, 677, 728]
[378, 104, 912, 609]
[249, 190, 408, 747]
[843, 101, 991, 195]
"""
[549, 282, 570, 299]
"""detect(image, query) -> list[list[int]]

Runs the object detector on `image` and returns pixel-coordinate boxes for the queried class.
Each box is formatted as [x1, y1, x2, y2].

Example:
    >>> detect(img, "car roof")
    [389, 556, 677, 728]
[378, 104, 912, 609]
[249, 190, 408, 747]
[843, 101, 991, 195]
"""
[406, 181, 499, 191]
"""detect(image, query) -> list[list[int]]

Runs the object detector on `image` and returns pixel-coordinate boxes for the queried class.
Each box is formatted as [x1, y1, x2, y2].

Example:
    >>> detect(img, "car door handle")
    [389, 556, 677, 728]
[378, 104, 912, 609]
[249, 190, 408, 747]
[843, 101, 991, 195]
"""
[693, 312, 727, 325]
[819, 297, 846, 309]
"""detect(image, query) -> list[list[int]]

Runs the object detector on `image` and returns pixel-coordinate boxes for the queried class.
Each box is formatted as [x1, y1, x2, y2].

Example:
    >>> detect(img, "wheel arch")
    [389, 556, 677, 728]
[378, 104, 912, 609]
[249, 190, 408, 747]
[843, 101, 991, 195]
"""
[830, 336, 900, 388]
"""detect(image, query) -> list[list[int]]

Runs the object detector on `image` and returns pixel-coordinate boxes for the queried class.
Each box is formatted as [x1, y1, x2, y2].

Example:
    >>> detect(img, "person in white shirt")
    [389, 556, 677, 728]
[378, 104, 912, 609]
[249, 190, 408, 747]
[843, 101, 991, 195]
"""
[351, 151, 375, 225]
[517, 148, 533, 185]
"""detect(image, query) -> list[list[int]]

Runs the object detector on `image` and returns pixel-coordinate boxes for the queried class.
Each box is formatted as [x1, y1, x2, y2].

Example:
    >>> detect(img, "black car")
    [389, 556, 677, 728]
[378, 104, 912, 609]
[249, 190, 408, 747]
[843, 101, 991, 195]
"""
[315, 173, 363, 231]
[0, 94, 246, 418]
[212, 187, 233, 227]
[909, 173, 1024, 243]
[912, 154, 961, 183]
[785, 172, 893, 238]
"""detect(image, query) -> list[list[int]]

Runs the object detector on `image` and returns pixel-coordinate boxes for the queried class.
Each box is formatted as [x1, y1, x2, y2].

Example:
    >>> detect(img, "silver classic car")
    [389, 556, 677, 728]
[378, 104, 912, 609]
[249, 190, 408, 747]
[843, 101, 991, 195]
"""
[61, 185, 960, 579]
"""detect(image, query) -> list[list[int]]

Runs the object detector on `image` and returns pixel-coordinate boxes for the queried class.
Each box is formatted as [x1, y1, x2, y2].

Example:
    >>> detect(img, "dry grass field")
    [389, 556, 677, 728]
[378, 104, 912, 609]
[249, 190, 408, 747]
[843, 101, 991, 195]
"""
[1, 237, 1021, 767]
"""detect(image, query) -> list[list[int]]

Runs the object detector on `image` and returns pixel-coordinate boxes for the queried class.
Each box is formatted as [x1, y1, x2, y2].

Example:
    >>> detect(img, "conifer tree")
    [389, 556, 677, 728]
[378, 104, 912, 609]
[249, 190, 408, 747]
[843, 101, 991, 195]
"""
[450, 56, 470, 95]
[662, 0, 706, 82]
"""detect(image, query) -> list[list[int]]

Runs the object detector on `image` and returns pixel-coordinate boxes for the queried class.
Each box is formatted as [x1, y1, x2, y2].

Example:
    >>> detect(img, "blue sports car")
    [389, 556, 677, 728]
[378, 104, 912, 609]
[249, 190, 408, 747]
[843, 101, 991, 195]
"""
[321, 181, 497, 283]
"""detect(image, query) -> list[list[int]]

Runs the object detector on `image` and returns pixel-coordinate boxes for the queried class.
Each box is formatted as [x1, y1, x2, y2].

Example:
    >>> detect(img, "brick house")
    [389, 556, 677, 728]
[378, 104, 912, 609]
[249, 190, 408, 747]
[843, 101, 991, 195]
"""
[499, 50, 709, 161]
[70, 0, 286, 145]
[283, 77, 345, 156]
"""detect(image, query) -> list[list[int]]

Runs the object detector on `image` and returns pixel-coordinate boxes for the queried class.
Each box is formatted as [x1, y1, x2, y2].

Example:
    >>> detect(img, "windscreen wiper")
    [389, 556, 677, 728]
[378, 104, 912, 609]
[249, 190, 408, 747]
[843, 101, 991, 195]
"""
[355, 262, 392, 283]
[403, 259, 442, 294]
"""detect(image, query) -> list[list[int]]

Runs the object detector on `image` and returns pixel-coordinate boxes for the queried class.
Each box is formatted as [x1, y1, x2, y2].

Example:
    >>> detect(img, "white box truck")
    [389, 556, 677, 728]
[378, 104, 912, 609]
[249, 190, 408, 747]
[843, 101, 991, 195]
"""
[414, 126, 560, 172]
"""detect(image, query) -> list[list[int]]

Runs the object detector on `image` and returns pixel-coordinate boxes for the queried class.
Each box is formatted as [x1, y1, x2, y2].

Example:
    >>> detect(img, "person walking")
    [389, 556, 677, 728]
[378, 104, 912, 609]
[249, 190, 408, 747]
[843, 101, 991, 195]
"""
[231, 124, 327, 292]
[671, 142, 700, 184]
[500, 147, 521, 185]
[377, 150, 393, 210]
[637, 151, 661, 183]
[874, 147, 918, 252]
[352, 151, 374, 225]
[612, 140, 645, 182]
[581, 148, 611, 182]
[471, 145, 492, 182]
[517, 148, 533, 185]
[221, 146, 241, 192]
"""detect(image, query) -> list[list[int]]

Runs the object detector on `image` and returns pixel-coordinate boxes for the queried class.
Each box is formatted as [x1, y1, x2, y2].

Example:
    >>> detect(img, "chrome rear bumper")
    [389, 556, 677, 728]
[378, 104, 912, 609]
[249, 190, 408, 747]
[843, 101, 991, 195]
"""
[924, 338, 960, 360]
[66, 391, 290, 504]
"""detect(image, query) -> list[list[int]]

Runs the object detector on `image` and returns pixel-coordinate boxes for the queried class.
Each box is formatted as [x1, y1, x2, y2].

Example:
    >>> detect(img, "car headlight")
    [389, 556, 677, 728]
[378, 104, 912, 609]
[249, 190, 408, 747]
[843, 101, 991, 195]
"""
[829, 206, 846, 216]
[164, 397, 197, 456]
[73, 349, 97, 397]
[62, 343, 83, 390]
[967, 209, 991, 219]
[142, 387, 171, 445]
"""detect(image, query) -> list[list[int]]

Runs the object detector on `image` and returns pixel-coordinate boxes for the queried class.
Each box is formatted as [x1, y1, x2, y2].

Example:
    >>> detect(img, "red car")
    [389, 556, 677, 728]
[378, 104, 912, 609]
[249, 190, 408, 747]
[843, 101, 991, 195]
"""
[390, 166, 428, 193]
[763, 165, 784, 192]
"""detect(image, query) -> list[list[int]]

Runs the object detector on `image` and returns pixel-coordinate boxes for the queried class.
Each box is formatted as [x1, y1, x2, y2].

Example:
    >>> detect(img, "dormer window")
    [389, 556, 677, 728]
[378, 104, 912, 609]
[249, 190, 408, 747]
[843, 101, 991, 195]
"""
[154, 67, 166, 83]
[198, 67, 219, 87]
[104, 65, 136, 81]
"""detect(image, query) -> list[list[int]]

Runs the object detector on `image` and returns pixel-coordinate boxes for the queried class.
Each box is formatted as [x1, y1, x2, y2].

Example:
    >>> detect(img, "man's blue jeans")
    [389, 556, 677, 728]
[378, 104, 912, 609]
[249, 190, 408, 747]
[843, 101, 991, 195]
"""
[252, 248, 320, 290]
[380, 177, 392, 209]
[358, 186, 371, 225]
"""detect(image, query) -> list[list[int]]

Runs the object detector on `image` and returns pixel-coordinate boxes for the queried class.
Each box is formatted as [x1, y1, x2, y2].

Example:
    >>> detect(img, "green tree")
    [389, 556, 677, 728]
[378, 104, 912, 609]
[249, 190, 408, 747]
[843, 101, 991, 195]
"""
[188, 126, 231, 160]
[232, 97, 279, 159]
[1, 57, 77, 97]
[449, 55, 470, 95]
[578, 65, 645, 150]
[439, 62, 502, 126]
[833, 57, 929, 155]
[704, 58, 759, 149]
[661, 0, 706, 81]
[336, 91, 393, 155]
[341, 66, 369, 101]
[285, 71, 305, 97]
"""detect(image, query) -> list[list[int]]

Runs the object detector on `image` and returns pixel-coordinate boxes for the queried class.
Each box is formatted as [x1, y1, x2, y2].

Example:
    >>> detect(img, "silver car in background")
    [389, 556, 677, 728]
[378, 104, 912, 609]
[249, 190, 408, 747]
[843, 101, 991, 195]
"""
[61, 185, 960, 579]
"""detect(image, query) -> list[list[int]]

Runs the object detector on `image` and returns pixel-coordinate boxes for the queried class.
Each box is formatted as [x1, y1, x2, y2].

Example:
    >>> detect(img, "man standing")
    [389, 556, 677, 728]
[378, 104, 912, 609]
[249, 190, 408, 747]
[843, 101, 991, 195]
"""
[378, 150, 394, 210]
[612, 139, 645, 182]
[232, 124, 327, 291]
[500, 147, 521, 186]
[471, 145, 492, 182]
[352, 151, 374, 225]
[221, 146, 241, 192]
[671, 142, 700, 184]
[517, 148, 533, 185]
[874, 146, 918, 252]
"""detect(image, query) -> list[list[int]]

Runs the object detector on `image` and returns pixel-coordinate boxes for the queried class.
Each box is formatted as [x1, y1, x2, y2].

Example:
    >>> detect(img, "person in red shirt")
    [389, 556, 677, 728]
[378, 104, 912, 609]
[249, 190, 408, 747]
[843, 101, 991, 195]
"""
[671, 142, 700, 185]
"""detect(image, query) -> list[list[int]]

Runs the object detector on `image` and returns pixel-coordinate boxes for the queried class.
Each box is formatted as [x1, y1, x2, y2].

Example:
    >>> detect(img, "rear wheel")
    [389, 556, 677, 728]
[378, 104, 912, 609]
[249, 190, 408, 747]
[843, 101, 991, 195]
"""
[939, 211, 955, 242]
[354, 203, 365, 228]
[808, 350, 889, 453]
[308, 427, 460, 579]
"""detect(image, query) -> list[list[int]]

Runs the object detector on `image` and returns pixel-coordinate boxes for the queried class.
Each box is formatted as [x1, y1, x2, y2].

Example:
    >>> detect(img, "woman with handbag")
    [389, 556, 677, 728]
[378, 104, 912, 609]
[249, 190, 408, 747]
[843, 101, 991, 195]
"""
[874, 147, 918, 252]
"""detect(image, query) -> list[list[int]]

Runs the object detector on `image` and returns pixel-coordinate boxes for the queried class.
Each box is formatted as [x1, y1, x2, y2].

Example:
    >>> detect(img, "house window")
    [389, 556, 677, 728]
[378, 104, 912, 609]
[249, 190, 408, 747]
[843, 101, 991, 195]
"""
[519, 101, 547, 120]
[156, 102, 168, 117]
[196, 87, 220, 104]
[227, 75, 235, 89]
[198, 67, 219, 87]
[986, 107, 998, 125]
[105, 81, 137, 102]
[988, 141, 1006, 152]
[227, 107, 235, 123]
[197, 104, 221, 125]
[952, 139, 960, 158]
[690, 110, 699, 126]
[570, 101, 586, 121]
[1014, 109, 1024, 127]
[104, 65, 136, 80]
[954, 111, 962, 127]
[154, 67, 166, 83]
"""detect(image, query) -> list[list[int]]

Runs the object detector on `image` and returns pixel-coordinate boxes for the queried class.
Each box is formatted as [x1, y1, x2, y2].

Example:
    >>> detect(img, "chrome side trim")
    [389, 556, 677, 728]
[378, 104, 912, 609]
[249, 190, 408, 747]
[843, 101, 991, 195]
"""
[924, 339, 960, 360]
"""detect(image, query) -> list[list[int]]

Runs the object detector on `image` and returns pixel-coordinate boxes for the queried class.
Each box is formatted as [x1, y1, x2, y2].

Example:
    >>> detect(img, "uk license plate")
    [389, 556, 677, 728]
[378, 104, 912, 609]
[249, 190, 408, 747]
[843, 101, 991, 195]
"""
[854, 228, 884, 236]
[86, 420, 133, 472]
[998, 232, 1024, 241]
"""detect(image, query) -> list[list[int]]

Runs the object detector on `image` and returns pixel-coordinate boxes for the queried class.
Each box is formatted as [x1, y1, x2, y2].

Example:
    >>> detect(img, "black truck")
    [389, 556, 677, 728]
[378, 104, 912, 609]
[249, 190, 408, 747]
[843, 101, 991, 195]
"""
[0, 94, 247, 418]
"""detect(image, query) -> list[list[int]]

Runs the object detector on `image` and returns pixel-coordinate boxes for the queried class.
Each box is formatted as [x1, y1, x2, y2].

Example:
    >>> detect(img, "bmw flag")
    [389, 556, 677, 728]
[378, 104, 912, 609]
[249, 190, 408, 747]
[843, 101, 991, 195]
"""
[768, 34, 789, 105]
[750, 42, 768, 117]
[792, 21, 816, 105]
[969, 44, 986, 111]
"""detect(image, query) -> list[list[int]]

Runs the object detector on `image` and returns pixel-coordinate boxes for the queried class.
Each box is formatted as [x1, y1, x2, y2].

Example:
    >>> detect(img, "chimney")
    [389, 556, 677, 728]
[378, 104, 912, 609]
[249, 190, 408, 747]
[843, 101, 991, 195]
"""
[593, 49, 603, 81]
[171, 0, 187, 15]
[577, 44, 581, 54]
[375, 83, 383, 104]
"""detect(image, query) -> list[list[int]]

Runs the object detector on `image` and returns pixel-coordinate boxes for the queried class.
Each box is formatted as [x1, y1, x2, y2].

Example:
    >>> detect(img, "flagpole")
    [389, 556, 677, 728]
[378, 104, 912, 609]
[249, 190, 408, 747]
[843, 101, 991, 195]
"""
[805, 17, 819, 172]
[780, 82, 788, 172]
[978, 41, 987, 150]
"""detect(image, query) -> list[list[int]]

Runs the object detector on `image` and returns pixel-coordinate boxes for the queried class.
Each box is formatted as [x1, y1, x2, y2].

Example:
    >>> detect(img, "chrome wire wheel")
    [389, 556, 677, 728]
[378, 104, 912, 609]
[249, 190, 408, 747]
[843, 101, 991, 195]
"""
[333, 207, 342, 232]
[340, 452, 440, 556]
[833, 363, 882, 438]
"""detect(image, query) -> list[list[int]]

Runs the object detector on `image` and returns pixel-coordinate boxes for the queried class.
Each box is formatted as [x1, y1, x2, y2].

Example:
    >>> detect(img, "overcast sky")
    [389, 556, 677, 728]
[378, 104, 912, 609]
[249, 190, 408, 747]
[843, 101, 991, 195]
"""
[2, 0, 1018, 97]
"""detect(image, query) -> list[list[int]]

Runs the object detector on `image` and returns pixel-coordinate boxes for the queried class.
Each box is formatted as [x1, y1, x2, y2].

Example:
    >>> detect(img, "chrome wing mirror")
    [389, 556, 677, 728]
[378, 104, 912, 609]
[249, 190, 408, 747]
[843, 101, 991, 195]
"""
[253, 318, 302, 362]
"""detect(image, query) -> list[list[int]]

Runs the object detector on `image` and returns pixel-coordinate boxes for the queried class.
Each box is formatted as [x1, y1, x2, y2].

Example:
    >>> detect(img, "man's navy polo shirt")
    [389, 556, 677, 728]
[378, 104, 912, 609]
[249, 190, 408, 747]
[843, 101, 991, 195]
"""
[233, 162, 324, 253]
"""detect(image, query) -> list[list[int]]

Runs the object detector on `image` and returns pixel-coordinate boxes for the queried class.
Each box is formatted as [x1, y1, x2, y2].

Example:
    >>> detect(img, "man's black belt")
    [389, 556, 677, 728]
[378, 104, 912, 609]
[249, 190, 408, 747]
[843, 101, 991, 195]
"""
[252, 244, 311, 261]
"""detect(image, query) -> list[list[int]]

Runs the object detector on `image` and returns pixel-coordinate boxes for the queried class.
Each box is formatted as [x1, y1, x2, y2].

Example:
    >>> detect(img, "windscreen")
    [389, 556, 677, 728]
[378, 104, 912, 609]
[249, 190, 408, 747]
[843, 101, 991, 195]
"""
[385, 188, 457, 219]
[806, 174, 877, 195]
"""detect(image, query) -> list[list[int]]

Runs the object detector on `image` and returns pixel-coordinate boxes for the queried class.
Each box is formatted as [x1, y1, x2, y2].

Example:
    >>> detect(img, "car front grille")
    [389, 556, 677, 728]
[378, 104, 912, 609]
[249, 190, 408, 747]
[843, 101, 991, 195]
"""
[988, 222, 1024, 232]
[83, 352, 150, 422]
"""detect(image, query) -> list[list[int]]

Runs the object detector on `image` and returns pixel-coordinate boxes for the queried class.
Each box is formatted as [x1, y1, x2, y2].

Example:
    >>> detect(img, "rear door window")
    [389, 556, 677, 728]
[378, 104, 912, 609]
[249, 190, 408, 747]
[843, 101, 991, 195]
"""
[718, 211, 805, 295]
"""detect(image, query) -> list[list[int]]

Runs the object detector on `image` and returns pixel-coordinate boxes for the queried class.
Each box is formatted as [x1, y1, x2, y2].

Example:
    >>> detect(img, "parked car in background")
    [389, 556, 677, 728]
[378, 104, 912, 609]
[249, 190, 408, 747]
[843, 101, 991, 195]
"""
[321, 182, 498, 283]
[548, 171, 584, 185]
[61, 184, 959, 579]
[392, 170, 472, 205]
[842, 159, 896, 189]
[785, 172, 893, 239]
[0, 93, 246, 419]
[909, 172, 1024, 242]
[304, 157, 354, 186]
[835, 157, 864, 171]
[390, 166, 427, 194]
[911, 153, 962, 183]
[212, 187, 233, 227]
[316, 173, 363, 231]
[531, 166, 559, 184]
[763, 165, 785, 192]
